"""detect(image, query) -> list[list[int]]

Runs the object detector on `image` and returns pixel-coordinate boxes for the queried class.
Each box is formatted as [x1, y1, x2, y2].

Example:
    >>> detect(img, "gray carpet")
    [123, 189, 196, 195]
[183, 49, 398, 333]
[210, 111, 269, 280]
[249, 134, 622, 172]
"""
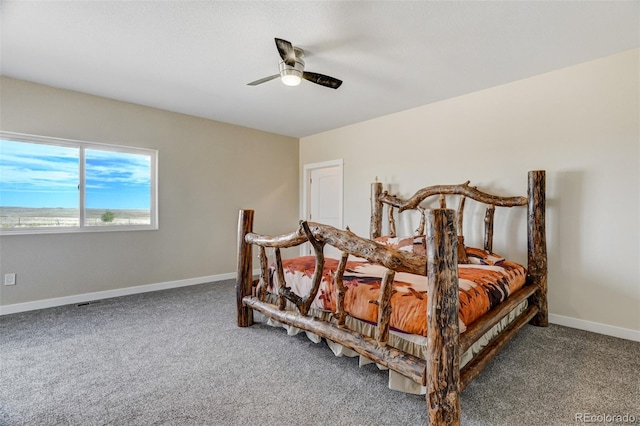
[1, 280, 638, 426]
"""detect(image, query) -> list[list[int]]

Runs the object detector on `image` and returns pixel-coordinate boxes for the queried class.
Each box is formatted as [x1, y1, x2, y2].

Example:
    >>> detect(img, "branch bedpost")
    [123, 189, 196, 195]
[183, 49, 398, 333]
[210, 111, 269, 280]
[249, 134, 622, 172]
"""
[425, 209, 461, 426]
[371, 181, 383, 239]
[483, 205, 495, 253]
[376, 269, 395, 347]
[527, 170, 548, 327]
[236, 209, 254, 327]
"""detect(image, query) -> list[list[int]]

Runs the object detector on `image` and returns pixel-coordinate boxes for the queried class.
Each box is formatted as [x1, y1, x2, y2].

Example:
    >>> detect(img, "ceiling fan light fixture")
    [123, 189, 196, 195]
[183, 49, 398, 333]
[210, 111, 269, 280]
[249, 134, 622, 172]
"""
[279, 59, 304, 86]
[281, 72, 302, 86]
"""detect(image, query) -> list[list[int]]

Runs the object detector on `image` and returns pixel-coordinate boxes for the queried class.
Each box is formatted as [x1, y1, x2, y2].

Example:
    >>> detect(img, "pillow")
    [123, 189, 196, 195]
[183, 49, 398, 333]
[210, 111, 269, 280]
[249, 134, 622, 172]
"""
[465, 246, 505, 266]
[375, 235, 475, 264]
[374, 235, 426, 256]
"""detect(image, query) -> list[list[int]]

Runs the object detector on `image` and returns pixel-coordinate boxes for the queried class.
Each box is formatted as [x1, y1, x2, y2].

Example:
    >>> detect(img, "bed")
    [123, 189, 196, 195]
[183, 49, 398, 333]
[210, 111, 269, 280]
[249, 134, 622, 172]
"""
[235, 170, 547, 425]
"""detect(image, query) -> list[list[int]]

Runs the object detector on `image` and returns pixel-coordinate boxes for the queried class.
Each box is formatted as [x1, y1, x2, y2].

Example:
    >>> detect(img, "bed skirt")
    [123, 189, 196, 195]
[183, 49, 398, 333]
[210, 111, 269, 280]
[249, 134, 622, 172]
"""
[258, 295, 529, 395]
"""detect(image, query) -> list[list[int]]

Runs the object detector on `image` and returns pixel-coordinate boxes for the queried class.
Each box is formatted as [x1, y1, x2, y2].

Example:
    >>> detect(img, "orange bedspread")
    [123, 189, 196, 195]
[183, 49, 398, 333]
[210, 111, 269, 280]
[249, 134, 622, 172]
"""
[265, 246, 526, 336]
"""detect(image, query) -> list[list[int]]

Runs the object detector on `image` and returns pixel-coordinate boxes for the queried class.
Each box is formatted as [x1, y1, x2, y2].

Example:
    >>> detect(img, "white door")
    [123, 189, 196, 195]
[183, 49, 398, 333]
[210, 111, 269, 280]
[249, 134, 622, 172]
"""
[303, 161, 343, 257]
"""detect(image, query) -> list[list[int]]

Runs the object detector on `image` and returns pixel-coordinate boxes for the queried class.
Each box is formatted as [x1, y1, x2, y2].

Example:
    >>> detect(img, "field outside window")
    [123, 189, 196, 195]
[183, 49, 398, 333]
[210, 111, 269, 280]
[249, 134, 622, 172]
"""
[0, 132, 157, 234]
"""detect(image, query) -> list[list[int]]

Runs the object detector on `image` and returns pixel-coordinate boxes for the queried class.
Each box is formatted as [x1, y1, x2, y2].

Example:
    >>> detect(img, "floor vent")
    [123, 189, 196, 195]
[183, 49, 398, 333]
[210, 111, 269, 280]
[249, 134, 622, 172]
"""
[76, 300, 101, 307]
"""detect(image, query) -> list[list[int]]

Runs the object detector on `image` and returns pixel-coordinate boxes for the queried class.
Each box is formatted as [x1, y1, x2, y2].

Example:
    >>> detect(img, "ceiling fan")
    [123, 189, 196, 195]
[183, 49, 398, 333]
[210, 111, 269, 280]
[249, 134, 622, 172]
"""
[247, 38, 343, 89]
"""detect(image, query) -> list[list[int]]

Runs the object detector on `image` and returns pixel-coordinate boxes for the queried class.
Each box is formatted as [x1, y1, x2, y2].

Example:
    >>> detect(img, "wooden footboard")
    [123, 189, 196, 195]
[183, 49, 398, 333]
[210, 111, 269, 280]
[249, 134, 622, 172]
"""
[236, 208, 463, 424]
[235, 170, 547, 426]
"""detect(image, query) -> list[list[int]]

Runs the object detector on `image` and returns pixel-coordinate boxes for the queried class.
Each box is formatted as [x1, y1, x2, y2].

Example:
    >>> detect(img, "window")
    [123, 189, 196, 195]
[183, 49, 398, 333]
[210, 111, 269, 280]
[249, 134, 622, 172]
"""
[0, 132, 157, 234]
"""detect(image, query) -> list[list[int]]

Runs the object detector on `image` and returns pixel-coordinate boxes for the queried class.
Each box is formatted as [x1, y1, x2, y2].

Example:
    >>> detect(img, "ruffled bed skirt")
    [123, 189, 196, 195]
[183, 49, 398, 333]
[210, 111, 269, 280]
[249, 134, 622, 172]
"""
[258, 298, 529, 395]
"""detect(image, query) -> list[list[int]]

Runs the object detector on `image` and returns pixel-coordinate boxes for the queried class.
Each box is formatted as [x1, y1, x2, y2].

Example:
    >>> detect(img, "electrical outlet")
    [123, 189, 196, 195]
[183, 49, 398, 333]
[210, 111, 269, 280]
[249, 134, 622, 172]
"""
[4, 273, 16, 286]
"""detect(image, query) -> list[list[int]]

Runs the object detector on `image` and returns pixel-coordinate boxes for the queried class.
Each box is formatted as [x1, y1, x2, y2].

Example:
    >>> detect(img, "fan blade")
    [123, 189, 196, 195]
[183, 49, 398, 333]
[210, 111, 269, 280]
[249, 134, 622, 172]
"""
[303, 72, 343, 89]
[275, 38, 296, 67]
[247, 74, 280, 86]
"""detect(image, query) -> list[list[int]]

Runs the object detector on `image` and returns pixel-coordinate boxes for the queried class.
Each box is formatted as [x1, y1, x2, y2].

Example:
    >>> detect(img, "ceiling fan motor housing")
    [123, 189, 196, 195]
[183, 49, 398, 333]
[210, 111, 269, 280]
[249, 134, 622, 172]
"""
[278, 47, 305, 84]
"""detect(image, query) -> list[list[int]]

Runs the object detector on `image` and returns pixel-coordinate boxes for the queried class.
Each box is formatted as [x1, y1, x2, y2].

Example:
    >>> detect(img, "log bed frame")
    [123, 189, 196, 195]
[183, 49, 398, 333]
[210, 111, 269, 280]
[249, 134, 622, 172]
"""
[236, 170, 547, 425]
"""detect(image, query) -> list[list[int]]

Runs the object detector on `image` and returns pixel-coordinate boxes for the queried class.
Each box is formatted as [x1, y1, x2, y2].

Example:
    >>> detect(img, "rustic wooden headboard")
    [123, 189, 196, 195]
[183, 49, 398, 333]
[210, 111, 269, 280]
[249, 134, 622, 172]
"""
[370, 170, 547, 324]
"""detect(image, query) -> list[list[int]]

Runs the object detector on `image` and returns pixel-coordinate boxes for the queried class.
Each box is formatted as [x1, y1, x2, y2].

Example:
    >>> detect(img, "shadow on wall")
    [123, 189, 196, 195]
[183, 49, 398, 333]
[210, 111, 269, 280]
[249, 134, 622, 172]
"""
[550, 170, 583, 318]
[549, 169, 637, 326]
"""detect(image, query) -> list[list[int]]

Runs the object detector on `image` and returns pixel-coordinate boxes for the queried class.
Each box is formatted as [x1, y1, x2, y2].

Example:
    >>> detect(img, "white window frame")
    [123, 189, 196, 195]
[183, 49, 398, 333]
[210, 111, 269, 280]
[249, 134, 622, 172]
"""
[0, 131, 158, 235]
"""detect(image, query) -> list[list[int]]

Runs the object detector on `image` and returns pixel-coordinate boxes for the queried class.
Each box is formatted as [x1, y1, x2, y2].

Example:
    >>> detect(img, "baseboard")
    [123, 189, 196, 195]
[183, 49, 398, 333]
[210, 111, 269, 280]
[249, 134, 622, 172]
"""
[0, 272, 244, 316]
[549, 313, 640, 342]
[5, 279, 637, 342]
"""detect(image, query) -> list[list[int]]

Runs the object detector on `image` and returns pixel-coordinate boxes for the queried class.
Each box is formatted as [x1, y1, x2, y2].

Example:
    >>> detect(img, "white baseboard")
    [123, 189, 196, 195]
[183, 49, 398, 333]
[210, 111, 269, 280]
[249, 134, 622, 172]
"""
[0, 272, 243, 316]
[4, 278, 638, 342]
[549, 313, 640, 342]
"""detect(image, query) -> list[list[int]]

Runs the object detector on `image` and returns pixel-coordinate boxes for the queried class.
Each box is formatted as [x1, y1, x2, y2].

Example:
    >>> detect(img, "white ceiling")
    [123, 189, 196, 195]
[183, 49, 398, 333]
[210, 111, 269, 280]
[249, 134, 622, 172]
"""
[1, 1, 638, 138]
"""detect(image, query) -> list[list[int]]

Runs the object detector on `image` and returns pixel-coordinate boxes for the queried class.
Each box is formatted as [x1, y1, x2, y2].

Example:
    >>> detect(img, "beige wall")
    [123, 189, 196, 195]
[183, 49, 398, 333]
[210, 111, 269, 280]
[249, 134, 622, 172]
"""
[0, 77, 299, 306]
[301, 49, 639, 333]
[2, 49, 638, 334]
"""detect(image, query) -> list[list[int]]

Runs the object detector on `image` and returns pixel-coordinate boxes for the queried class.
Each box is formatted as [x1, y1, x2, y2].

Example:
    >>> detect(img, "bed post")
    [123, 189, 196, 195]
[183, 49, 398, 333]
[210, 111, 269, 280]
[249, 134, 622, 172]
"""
[370, 181, 383, 239]
[527, 170, 548, 327]
[425, 208, 461, 426]
[236, 209, 254, 327]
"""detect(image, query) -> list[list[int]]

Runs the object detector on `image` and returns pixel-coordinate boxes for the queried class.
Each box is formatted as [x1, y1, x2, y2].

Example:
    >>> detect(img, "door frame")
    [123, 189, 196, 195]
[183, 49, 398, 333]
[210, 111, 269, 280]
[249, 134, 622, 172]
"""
[301, 159, 344, 256]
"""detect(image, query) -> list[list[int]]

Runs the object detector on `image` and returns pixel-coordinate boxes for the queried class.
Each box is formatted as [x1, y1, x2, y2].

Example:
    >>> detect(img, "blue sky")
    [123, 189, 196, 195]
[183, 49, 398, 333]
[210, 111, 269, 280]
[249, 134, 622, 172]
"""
[85, 148, 151, 209]
[0, 139, 151, 209]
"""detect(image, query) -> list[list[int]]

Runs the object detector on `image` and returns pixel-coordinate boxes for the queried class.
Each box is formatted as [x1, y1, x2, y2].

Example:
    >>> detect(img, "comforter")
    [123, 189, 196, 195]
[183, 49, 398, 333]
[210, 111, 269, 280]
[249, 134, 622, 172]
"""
[265, 236, 526, 336]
